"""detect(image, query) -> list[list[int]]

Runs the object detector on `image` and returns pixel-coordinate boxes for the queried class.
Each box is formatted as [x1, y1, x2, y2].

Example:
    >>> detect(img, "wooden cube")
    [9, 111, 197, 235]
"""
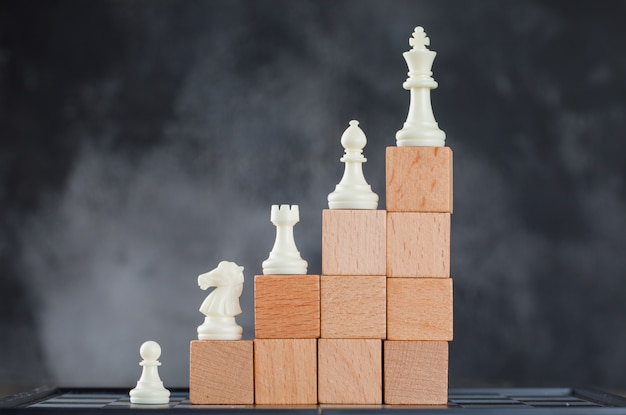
[254, 339, 317, 405]
[387, 212, 450, 278]
[386, 146, 453, 213]
[387, 277, 453, 341]
[318, 339, 382, 404]
[254, 274, 320, 339]
[189, 340, 254, 405]
[384, 340, 448, 405]
[322, 209, 386, 276]
[320, 275, 386, 339]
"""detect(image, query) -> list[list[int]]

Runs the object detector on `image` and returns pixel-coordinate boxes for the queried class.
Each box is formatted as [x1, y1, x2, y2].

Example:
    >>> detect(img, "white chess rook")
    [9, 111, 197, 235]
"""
[396, 26, 446, 147]
[328, 120, 379, 210]
[129, 341, 170, 405]
[262, 205, 308, 275]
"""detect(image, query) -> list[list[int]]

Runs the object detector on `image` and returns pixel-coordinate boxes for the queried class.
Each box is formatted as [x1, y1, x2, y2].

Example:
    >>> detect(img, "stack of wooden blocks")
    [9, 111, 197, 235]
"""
[316, 145, 453, 405]
[189, 144, 453, 405]
[383, 145, 453, 405]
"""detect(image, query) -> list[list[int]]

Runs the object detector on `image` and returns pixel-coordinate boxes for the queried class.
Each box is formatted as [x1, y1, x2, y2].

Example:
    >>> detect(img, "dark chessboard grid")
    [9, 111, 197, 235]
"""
[2, 388, 626, 414]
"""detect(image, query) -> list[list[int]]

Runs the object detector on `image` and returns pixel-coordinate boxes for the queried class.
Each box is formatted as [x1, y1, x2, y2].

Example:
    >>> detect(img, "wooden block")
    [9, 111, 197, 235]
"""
[254, 274, 320, 339]
[387, 212, 450, 278]
[254, 339, 317, 405]
[387, 278, 453, 341]
[189, 340, 254, 405]
[384, 340, 448, 405]
[386, 146, 453, 213]
[322, 209, 386, 276]
[318, 339, 382, 404]
[320, 275, 386, 339]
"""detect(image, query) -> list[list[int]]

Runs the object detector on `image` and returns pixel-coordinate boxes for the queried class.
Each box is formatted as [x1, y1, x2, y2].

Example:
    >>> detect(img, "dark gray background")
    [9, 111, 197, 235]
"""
[1, 0, 626, 390]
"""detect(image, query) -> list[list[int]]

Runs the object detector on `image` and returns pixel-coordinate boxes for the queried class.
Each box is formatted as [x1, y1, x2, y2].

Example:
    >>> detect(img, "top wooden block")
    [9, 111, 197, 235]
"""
[386, 146, 453, 213]
[189, 340, 254, 405]
[254, 274, 320, 339]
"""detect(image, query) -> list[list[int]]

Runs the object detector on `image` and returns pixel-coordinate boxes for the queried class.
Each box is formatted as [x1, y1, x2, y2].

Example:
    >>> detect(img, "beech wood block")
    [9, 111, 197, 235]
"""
[387, 278, 453, 340]
[254, 339, 317, 405]
[318, 339, 382, 404]
[254, 274, 320, 339]
[384, 340, 449, 405]
[386, 146, 453, 213]
[189, 340, 254, 405]
[320, 275, 386, 339]
[387, 212, 450, 278]
[322, 209, 386, 276]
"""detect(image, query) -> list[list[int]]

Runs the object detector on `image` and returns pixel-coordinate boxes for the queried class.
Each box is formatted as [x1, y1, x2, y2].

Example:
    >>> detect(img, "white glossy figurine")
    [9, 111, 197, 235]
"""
[197, 261, 244, 340]
[262, 205, 308, 275]
[327, 120, 379, 210]
[129, 340, 170, 405]
[396, 26, 446, 147]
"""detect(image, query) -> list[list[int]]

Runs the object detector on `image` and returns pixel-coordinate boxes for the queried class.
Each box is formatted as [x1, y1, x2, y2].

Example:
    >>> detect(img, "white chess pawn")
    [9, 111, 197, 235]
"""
[129, 341, 170, 405]
[197, 261, 244, 340]
[262, 205, 308, 275]
[327, 120, 379, 209]
[396, 26, 446, 147]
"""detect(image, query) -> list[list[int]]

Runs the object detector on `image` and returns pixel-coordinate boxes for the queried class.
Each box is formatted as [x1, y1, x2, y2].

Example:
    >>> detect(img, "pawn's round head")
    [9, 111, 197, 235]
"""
[140, 340, 161, 361]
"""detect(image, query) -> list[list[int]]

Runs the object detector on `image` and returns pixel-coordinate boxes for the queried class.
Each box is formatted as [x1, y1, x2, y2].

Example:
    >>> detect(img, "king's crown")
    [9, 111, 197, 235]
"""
[409, 26, 430, 50]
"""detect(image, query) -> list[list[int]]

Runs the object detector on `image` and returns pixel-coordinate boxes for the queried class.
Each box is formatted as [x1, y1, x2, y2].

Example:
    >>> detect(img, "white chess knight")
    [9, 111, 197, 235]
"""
[129, 341, 170, 405]
[262, 205, 308, 275]
[197, 261, 244, 340]
[396, 26, 446, 147]
[328, 120, 379, 210]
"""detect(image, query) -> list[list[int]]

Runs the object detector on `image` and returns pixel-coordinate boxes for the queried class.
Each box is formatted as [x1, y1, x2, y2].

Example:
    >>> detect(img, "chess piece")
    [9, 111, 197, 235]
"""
[262, 205, 308, 275]
[129, 341, 170, 405]
[197, 261, 244, 340]
[396, 26, 446, 147]
[328, 120, 378, 210]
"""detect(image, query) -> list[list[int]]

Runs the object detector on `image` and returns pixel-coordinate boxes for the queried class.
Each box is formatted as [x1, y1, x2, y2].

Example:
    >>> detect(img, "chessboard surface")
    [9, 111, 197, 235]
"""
[2, 387, 626, 414]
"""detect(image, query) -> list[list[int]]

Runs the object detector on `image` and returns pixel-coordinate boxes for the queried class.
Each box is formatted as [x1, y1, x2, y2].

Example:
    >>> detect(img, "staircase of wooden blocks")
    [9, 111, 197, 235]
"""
[190, 24, 453, 406]
[189, 145, 453, 405]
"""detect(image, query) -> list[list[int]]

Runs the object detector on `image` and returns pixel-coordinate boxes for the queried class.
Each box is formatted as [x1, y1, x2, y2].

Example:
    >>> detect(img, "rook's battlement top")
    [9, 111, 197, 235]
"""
[270, 204, 300, 225]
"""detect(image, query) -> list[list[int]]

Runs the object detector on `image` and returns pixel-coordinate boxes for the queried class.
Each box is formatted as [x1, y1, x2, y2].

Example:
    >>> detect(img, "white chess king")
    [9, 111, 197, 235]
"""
[197, 261, 244, 340]
[262, 204, 308, 275]
[327, 120, 379, 210]
[396, 26, 446, 147]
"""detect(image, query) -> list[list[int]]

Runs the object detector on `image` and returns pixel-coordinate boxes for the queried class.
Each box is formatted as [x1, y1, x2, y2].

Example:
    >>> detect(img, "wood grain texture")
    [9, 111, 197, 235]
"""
[318, 339, 382, 404]
[384, 340, 449, 405]
[254, 274, 320, 339]
[322, 209, 386, 276]
[387, 212, 450, 278]
[189, 340, 254, 405]
[254, 339, 317, 405]
[387, 278, 453, 341]
[320, 275, 386, 339]
[386, 146, 453, 213]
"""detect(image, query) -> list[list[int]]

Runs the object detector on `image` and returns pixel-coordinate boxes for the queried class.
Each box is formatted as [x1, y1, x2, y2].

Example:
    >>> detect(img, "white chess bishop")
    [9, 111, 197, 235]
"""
[396, 26, 446, 147]
[197, 261, 244, 340]
[129, 341, 170, 405]
[328, 120, 378, 210]
[262, 205, 308, 275]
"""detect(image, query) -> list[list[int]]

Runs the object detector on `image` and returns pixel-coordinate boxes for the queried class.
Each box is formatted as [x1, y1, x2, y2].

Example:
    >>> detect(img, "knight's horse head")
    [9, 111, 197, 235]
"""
[198, 261, 245, 290]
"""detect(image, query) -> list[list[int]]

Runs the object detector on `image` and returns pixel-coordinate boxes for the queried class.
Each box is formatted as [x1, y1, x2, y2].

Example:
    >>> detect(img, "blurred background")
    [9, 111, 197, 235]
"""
[1, 0, 626, 392]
